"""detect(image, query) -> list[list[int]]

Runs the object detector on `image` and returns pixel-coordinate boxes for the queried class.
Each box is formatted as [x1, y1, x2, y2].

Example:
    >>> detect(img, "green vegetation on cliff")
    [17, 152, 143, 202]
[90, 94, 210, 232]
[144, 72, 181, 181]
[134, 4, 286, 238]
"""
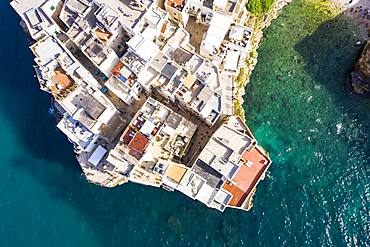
[246, 0, 276, 14]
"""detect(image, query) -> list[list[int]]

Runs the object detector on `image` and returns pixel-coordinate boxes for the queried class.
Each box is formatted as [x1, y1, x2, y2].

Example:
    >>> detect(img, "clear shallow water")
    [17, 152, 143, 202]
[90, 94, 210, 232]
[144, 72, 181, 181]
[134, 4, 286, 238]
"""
[0, 0, 369, 246]
[243, 1, 370, 246]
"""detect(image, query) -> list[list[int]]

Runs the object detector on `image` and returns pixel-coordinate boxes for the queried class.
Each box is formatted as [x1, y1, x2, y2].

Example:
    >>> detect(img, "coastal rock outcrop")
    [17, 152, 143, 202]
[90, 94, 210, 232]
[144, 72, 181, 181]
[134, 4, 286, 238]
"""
[351, 41, 370, 94]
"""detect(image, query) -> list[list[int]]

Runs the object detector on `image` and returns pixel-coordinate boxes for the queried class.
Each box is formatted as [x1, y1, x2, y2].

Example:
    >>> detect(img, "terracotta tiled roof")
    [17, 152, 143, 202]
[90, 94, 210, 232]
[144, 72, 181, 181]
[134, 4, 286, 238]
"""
[222, 182, 245, 206]
[111, 61, 124, 76]
[168, 0, 186, 8]
[95, 28, 112, 43]
[223, 146, 270, 207]
[54, 69, 73, 88]
[122, 127, 136, 145]
[128, 132, 150, 154]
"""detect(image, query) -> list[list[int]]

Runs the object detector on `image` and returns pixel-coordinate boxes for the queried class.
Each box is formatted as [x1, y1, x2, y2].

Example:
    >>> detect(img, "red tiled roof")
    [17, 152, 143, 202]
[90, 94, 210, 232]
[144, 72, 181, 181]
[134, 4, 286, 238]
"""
[223, 182, 245, 206]
[128, 132, 149, 154]
[160, 21, 168, 34]
[111, 61, 124, 76]
[168, 0, 186, 7]
[95, 28, 112, 43]
[122, 127, 136, 145]
[54, 69, 73, 89]
[223, 146, 271, 207]
[129, 148, 144, 161]
[234, 147, 270, 192]
[240, 146, 270, 167]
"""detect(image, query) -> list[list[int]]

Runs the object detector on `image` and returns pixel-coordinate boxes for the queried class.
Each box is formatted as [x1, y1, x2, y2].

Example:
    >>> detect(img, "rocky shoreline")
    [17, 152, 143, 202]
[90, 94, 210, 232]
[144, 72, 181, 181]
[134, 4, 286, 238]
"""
[333, 0, 369, 40]
[234, 0, 293, 120]
[351, 41, 370, 94]
[327, 0, 369, 95]
[235, 0, 369, 119]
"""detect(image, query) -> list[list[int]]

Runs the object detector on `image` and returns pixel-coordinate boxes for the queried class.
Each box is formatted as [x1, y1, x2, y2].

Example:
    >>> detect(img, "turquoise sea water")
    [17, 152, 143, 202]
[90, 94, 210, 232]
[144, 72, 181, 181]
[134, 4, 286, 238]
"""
[0, 0, 369, 246]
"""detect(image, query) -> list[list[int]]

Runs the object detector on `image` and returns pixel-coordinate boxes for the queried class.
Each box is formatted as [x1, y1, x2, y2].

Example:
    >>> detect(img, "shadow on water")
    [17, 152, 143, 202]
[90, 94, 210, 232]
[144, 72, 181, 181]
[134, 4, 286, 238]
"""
[295, 11, 369, 112]
[293, 12, 370, 244]
[242, 1, 370, 245]
[294, 8, 370, 152]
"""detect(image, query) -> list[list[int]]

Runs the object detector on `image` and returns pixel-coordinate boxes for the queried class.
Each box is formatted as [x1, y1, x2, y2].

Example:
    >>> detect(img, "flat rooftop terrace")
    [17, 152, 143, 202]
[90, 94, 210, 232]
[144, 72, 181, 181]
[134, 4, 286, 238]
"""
[11, 0, 46, 14]
[98, 0, 148, 29]
[71, 91, 106, 119]
[67, 0, 90, 14]
[192, 159, 223, 188]
[11, 0, 49, 37]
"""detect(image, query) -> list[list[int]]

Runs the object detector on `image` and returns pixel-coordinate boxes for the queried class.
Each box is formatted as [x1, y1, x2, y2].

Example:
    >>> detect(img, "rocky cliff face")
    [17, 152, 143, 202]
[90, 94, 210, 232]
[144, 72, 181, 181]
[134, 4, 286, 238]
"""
[351, 41, 370, 94]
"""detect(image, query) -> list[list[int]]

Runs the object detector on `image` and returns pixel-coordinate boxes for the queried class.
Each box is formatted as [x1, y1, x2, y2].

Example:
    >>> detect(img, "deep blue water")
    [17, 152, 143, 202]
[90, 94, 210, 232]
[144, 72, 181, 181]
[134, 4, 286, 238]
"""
[0, 0, 369, 246]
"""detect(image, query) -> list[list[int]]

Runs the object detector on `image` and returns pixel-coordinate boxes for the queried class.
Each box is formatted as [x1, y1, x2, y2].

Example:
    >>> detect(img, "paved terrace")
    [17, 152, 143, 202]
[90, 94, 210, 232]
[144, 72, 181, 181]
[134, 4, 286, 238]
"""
[99, 0, 147, 29]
